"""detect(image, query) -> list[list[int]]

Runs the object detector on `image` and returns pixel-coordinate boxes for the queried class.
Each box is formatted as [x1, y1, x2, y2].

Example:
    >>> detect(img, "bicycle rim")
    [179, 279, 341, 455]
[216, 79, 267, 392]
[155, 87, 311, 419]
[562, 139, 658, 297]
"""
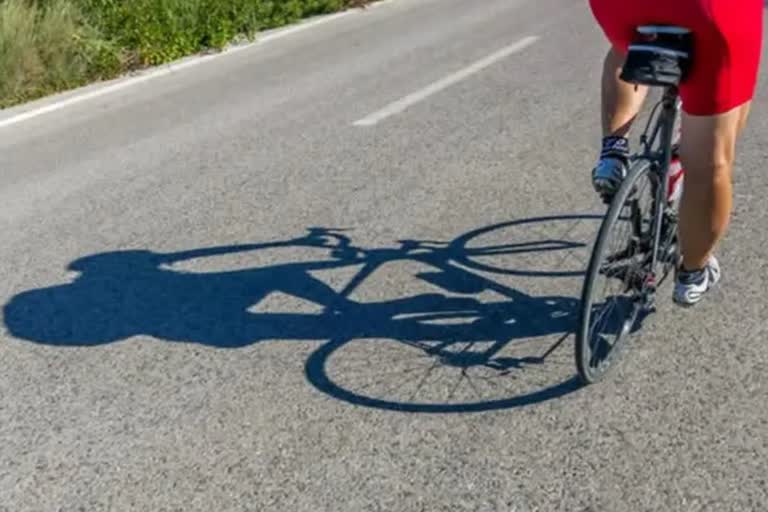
[576, 159, 659, 384]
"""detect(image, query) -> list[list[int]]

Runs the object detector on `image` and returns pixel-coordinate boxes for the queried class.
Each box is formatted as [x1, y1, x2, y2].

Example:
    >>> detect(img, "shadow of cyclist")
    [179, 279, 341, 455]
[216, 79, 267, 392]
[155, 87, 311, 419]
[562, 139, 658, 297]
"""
[4, 217, 600, 411]
[5, 224, 587, 348]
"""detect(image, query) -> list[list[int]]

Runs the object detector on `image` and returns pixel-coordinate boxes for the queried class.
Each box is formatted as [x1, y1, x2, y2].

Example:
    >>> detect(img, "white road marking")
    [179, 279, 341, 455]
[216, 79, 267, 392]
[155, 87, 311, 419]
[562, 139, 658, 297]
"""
[0, 54, 220, 129]
[353, 36, 539, 127]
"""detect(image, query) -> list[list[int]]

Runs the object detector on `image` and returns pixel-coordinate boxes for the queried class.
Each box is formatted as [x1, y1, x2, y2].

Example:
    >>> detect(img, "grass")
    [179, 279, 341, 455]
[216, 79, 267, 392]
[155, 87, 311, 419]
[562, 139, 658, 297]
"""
[0, 0, 374, 108]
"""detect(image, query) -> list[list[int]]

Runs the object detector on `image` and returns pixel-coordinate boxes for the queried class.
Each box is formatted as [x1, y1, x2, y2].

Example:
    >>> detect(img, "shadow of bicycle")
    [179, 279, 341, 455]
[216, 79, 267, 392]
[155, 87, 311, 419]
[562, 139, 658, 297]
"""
[4, 214, 602, 413]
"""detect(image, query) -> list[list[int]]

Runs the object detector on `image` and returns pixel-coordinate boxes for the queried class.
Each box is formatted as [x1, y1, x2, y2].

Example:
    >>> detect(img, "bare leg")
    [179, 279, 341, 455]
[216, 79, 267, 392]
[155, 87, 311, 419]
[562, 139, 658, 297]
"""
[737, 102, 752, 135]
[601, 47, 649, 137]
[678, 102, 750, 270]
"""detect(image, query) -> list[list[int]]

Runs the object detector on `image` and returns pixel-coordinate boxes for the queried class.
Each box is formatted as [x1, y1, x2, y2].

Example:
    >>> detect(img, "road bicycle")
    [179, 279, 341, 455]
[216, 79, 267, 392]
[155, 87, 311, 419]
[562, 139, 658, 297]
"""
[576, 25, 692, 383]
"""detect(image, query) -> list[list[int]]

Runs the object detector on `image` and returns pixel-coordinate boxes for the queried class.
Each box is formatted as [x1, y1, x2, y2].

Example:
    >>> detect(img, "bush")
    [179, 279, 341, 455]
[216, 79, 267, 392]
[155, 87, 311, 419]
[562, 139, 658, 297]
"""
[0, 0, 373, 107]
[106, 0, 350, 65]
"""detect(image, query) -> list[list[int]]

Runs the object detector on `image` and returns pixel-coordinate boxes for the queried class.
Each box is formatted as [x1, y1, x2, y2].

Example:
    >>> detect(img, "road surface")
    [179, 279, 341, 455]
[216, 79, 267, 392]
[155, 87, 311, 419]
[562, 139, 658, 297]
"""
[1, 0, 767, 510]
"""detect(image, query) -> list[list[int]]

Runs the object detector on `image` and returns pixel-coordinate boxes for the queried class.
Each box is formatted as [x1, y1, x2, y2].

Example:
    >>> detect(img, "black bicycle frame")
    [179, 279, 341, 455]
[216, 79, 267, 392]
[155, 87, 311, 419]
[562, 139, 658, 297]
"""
[638, 86, 680, 278]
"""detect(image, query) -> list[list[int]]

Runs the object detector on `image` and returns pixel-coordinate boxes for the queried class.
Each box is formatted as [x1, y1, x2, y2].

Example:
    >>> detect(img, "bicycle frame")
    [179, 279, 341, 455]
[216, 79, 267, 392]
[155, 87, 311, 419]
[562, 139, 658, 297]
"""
[636, 86, 681, 283]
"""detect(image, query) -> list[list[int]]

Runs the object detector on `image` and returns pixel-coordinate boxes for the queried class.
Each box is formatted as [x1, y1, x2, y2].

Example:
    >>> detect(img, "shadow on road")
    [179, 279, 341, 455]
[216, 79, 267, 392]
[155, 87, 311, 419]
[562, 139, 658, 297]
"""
[4, 215, 601, 413]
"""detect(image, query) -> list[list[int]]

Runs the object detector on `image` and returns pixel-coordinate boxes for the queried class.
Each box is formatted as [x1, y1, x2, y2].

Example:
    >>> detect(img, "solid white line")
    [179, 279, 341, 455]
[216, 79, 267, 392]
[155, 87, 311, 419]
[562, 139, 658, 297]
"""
[0, 56, 213, 129]
[353, 36, 539, 127]
[0, 2, 394, 130]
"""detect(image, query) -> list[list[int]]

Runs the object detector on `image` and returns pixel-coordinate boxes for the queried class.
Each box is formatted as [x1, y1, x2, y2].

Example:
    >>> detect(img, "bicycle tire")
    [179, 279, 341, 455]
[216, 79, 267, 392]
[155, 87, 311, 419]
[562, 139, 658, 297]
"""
[576, 158, 658, 384]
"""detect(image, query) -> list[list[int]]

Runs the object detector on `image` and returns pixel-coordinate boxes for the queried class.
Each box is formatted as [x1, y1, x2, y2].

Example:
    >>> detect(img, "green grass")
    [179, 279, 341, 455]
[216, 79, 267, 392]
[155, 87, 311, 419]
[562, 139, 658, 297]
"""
[0, 0, 116, 107]
[0, 0, 373, 108]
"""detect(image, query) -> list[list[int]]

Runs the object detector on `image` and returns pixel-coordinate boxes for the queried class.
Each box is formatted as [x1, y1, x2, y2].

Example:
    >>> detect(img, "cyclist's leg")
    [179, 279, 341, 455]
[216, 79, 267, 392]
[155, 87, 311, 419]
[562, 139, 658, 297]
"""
[678, 104, 747, 271]
[672, 0, 761, 305]
[601, 47, 648, 137]
[591, 47, 647, 196]
[737, 102, 752, 135]
[589, 0, 648, 196]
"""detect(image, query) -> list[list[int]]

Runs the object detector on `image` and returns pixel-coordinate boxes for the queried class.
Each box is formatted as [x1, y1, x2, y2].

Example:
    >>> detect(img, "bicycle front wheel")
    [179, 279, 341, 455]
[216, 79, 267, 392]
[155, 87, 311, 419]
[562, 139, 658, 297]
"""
[576, 159, 659, 384]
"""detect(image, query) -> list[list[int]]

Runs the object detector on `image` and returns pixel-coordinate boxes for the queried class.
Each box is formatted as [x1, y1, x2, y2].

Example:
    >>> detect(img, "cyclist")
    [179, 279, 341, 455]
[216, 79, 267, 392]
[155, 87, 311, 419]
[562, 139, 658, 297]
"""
[589, 0, 763, 306]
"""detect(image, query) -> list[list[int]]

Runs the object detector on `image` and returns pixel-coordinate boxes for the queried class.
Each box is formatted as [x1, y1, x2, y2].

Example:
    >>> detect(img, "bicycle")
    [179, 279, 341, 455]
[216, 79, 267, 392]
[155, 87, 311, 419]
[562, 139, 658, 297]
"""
[576, 25, 692, 384]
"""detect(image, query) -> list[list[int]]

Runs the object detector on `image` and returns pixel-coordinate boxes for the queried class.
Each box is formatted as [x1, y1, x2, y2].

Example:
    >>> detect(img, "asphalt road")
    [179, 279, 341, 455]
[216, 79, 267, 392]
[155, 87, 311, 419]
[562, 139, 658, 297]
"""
[2, 0, 768, 510]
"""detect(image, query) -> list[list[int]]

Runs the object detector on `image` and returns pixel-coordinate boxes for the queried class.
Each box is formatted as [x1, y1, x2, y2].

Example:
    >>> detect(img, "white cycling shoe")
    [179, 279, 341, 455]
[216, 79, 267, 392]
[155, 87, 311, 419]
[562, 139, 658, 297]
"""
[673, 256, 721, 307]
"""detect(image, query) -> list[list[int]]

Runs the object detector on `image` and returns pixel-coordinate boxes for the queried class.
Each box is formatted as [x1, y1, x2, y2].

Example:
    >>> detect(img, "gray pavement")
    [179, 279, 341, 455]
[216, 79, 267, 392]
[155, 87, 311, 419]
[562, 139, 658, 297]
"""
[1, 0, 767, 510]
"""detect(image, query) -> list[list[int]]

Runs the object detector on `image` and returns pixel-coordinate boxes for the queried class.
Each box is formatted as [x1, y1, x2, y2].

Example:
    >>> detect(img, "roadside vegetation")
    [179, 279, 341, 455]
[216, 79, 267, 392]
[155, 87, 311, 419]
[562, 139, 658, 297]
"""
[0, 0, 371, 107]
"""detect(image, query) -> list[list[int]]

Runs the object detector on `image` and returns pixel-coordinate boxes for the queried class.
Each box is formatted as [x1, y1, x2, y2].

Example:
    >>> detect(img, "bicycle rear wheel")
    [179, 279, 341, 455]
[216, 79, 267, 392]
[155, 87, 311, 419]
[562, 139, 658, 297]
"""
[576, 159, 659, 384]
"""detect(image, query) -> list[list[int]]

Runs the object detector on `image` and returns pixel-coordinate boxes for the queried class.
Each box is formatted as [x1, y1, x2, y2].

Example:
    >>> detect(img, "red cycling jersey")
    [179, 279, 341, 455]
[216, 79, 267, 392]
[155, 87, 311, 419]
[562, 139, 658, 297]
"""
[590, 0, 763, 115]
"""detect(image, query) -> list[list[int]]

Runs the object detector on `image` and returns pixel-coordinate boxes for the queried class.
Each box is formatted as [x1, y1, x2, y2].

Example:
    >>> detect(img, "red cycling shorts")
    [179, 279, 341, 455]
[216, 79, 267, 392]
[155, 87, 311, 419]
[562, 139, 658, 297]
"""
[590, 0, 763, 115]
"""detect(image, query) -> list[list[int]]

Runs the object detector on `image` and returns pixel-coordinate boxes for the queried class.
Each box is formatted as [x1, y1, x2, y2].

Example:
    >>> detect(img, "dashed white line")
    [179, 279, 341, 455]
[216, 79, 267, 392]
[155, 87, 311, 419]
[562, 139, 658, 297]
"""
[353, 35, 539, 127]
